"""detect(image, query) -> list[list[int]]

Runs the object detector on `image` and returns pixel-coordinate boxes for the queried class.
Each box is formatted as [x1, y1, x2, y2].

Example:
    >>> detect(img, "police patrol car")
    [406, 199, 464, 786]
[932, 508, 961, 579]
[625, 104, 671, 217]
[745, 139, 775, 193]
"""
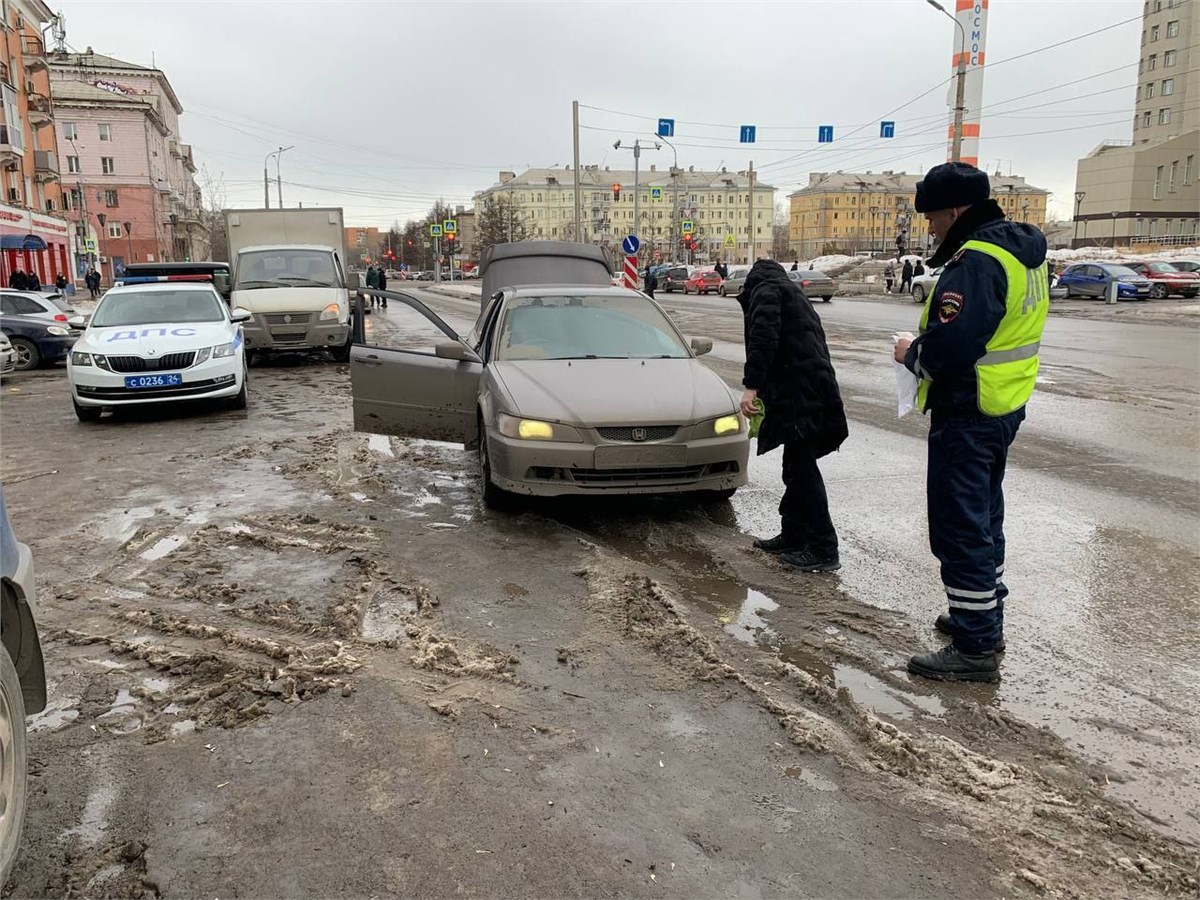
[67, 277, 250, 422]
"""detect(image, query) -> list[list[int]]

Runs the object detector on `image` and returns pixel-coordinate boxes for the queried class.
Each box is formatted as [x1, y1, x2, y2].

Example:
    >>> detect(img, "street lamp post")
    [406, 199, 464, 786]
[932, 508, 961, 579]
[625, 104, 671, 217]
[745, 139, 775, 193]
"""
[613, 138, 661, 261]
[1073, 191, 1086, 248]
[655, 133, 681, 263]
[265, 146, 295, 209]
[869, 206, 880, 255]
[123, 221, 132, 265]
[1111, 210, 1119, 248]
[926, 0, 968, 162]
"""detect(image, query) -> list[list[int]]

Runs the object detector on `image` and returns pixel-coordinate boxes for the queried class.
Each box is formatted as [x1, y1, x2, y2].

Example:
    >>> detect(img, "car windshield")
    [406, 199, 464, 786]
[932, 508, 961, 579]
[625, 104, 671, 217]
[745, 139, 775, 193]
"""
[1103, 266, 1140, 277]
[235, 249, 337, 289]
[497, 294, 690, 361]
[1147, 262, 1180, 273]
[92, 289, 225, 327]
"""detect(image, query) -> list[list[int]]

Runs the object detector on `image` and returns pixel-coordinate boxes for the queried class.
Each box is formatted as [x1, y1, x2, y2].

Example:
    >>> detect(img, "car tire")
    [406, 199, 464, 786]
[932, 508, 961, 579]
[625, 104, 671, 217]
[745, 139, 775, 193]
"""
[912, 285, 925, 304]
[8, 338, 38, 371]
[0, 643, 29, 883]
[822, 295, 832, 303]
[1064, 288, 1074, 298]
[479, 422, 516, 512]
[1150, 284, 1169, 300]
[73, 398, 102, 422]
[706, 488, 737, 502]
[229, 369, 248, 411]
[719, 286, 726, 297]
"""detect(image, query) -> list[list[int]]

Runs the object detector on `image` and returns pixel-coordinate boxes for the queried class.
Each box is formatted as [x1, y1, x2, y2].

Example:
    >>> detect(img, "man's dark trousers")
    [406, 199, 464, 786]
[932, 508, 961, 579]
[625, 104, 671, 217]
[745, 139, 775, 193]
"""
[927, 408, 1024, 653]
[780, 440, 838, 558]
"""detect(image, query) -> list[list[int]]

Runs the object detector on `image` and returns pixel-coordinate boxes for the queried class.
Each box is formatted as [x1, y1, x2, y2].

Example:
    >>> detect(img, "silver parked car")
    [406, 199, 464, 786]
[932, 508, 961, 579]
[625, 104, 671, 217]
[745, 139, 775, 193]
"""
[0, 291, 75, 325]
[350, 286, 749, 507]
[0, 333, 15, 377]
[718, 266, 750, 297]
[0, 489, 47, 881]
[788, 269, 837, 302]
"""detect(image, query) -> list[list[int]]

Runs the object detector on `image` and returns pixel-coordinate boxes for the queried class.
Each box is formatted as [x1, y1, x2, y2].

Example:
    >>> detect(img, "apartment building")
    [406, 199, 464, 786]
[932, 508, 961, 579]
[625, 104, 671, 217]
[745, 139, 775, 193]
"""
[50, 49, 208, 282]
[345, 226, 384, 262]
[0, 0, 70, 285]
[787, 170, 1049, 259]
[474, 166, 776, 262]
[1073, 0, 1198, 246]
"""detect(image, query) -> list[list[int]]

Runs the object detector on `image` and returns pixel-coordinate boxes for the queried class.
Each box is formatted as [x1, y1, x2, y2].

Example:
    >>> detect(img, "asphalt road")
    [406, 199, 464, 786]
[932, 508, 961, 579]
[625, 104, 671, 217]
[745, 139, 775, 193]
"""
[3, 284, 1197, 898]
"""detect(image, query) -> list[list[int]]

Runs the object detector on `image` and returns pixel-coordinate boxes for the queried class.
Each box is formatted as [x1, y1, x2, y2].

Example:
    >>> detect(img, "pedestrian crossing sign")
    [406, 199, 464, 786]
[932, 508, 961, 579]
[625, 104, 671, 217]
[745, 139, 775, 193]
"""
[681, 220, 694, 235]
[650, 187, 663, 201]
[430, 224, 443, 237]
[724, 233, 736, 248]
[443, 219, 457, 234]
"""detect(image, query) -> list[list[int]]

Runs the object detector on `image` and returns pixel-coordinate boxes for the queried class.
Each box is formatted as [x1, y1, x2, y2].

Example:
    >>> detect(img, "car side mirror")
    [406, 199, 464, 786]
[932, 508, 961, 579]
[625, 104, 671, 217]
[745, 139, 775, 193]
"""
[435, 340, 474, 362]
[67, 315, 88, 330]
[690, 337, 713, 356]
[213, 273, 231, 295]
[230, 307, 253, 324]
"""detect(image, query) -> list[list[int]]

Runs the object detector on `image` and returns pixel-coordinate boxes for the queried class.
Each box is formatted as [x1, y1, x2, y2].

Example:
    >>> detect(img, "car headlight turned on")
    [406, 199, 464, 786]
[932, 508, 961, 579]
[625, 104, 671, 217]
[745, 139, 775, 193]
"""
[497, 413, 583, 443]
[320, 302, 340, 321]
[712, 414, 743, 436]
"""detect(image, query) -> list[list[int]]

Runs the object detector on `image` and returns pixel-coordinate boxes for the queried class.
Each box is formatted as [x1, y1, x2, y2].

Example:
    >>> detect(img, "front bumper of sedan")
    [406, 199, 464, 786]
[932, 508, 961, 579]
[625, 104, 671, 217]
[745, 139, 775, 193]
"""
[69, 352, 243, 406]
[487, 426, 750, 497]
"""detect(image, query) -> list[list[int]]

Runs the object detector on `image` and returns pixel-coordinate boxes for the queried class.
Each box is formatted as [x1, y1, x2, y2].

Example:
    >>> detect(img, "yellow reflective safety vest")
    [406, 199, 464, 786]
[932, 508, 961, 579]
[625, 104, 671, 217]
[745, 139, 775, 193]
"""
[917, 240, 1049, 416]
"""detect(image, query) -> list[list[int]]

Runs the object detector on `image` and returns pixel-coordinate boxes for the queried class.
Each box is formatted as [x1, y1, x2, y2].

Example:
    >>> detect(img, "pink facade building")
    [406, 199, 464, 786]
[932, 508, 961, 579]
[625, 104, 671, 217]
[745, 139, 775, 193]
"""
[50, 50, 207, 283]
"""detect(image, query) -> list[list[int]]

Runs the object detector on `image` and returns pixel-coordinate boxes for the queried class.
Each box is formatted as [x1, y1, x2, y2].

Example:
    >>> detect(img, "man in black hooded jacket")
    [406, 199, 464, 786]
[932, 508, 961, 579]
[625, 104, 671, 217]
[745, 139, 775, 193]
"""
[894, 162, 1049, 683]
[739, 260, 848, 572]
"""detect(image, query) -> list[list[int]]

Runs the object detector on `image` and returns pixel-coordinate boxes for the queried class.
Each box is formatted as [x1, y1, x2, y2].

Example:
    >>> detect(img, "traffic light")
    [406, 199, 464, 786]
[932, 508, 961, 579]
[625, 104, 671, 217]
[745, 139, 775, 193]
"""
[612, 182, 621, 201]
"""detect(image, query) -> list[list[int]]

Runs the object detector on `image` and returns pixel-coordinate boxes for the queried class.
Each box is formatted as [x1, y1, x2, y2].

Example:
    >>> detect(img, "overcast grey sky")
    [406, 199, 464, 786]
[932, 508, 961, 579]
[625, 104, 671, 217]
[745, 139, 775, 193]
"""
[59, 0, 1143, 225]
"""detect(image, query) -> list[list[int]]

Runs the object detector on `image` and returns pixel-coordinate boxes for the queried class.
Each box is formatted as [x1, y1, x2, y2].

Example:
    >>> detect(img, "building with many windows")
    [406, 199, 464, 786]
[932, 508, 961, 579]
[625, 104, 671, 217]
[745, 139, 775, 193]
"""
[473, 166, 776, 262]
[50, 49, 207, 283]
[1073, 0, 1197, 247]
[0, 0, 71, 286]
[787, 170, 1049, 260]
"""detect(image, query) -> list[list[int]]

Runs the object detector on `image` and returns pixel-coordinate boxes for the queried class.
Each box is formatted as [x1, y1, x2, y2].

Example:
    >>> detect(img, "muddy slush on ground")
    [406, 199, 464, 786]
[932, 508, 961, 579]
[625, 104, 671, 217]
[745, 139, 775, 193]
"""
[3, 287, 1198, 898]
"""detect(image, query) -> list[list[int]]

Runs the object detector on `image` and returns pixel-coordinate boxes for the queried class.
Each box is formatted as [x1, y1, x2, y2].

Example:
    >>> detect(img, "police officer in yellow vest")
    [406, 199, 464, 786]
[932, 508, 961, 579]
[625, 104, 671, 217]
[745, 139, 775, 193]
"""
[893, 162, 1049, 682]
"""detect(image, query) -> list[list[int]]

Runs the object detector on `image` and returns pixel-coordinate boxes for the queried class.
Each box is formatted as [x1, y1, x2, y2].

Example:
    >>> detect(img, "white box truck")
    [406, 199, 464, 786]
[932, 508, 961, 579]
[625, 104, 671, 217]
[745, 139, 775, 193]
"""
[224, 208, 353, 362]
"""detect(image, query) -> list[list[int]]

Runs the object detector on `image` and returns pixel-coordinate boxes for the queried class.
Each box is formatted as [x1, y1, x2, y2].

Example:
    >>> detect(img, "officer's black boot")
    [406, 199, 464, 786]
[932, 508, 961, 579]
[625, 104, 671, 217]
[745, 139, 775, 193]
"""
[753, 534, 804, 554]
[935, 613, 1006, 653]
[907, 646, 999, 683]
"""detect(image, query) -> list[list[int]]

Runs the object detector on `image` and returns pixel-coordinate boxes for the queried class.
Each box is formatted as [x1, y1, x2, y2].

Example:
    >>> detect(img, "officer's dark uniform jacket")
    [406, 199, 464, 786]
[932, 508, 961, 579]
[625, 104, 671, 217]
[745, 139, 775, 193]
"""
[903, 199, 1048, 417]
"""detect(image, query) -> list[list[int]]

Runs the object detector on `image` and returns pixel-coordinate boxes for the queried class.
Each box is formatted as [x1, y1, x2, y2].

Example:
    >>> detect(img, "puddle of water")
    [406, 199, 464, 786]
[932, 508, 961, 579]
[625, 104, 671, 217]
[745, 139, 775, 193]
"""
[28, 702, 80, 732]
[425, 522, 458, 530]
[368, 434, 395, 457]
[141, 533, 187, 561]
[724, 589, 779, 645]
[835, 664, 945, 721]
[99, 689, 136, 715]
[783, 766, 840, 792]
[63, 781, 117, 845]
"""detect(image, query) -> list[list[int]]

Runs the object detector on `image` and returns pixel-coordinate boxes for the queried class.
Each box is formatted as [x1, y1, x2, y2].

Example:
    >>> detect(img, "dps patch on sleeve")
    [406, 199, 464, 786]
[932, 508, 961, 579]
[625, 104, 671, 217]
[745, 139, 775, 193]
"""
[938, 291, 964, 323]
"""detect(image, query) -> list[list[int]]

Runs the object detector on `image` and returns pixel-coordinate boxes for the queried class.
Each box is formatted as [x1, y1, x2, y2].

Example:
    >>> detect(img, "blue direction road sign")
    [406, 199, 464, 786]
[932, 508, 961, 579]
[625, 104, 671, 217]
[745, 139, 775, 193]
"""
[621, 235, 640, 255]
[740, 125, 756, 144]
[880, 121, 895, 139]
[818, 125, 834, 143]
[657, 118, 675, 138]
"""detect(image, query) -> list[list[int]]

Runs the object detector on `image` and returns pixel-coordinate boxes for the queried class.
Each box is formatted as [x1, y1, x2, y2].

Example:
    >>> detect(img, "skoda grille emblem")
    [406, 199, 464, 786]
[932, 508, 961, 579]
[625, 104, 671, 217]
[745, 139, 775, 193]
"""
[631, 428, 647, 442]
[146, 348, 157, 356]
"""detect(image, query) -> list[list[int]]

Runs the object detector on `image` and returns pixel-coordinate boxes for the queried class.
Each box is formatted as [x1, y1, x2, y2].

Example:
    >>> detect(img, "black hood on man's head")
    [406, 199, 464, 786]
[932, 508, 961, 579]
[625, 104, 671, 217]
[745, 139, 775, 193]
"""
[741, 259, 790, 299]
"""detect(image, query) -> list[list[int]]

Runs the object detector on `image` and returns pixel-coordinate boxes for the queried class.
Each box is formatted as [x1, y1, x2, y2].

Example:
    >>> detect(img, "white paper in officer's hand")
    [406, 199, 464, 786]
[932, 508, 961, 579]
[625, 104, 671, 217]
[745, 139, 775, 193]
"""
[892, 332, 918, 418]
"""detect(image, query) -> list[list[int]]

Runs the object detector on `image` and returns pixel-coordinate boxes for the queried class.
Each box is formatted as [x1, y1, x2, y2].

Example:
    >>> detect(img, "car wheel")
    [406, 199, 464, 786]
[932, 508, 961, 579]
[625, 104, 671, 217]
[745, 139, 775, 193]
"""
[719, 286, 726, 296]
[229, 368, 248, 411]
[822, 295, 832, 303]
[73, 398, 102, 422]
[912, 285, 925, 304]
[8, 338, 38, 371]
[0, 643, 29, 883]
[479, 422, 515, 512]
[1064, 287, 1074, 298]
[1150, 283, 1169, 300]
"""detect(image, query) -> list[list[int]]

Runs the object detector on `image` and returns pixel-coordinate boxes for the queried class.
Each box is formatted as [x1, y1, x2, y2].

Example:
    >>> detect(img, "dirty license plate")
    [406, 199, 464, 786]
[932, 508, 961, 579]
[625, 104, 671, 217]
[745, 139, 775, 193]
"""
[124, 373, 183, 389]
[593, 444, 686, 469]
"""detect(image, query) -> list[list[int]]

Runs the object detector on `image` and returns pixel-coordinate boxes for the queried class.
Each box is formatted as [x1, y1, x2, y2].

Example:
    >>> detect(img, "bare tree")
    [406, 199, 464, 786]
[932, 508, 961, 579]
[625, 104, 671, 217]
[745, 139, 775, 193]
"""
[772, 202, 791, 262]
[199, 165, 229, 262]
[476, 194, 529, 254]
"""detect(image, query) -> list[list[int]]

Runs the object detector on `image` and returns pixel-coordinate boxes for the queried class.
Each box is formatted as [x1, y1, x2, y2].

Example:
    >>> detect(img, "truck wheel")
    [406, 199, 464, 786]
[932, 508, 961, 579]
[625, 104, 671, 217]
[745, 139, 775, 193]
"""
[0, 643, 29, 883]
[331, 335, 352, 363]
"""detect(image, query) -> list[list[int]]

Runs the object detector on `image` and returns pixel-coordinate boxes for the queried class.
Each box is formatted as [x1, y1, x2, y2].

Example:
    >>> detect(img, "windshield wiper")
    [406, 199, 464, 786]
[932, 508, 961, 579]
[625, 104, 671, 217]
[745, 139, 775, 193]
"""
[273, 276, 334, 287]
[234, 280, 277, 289]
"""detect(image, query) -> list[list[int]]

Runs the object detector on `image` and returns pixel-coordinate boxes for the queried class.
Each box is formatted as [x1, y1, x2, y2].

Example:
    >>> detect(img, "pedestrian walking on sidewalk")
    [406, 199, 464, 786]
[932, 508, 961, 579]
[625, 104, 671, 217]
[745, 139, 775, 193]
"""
[901, 258, 914, 294]
[738, 259, 848, 573]
[885, 261, 896, 293]
[366, 265, 379, 308]
[377, 267, 388, 308]
[643, 266, 657, 299]
[894, 162, 1050, 683]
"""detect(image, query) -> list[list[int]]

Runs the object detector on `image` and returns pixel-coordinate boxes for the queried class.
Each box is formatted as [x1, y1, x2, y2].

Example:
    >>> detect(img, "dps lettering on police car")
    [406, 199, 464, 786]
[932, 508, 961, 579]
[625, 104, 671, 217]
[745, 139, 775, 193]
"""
[67, 279, 250, 421]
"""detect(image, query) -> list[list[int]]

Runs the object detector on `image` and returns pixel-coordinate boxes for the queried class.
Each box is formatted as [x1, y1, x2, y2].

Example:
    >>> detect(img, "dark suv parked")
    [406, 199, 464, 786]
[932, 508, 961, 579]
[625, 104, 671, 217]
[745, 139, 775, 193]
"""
[660, 266, 689, 293]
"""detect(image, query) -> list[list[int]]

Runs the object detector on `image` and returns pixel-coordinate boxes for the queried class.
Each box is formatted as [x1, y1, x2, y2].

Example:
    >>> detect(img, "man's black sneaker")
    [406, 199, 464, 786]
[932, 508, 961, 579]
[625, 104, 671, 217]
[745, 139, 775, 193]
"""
[934, 612, 1006, 653]
[780, 548, 841, 573]
[753, 534, 804, 554]
[907, 645, 999, 683]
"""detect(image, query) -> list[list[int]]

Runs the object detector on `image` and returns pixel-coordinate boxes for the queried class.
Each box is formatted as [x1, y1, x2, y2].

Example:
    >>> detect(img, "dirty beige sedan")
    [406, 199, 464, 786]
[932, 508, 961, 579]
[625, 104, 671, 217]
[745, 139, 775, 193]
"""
[350, 286, 749, 507]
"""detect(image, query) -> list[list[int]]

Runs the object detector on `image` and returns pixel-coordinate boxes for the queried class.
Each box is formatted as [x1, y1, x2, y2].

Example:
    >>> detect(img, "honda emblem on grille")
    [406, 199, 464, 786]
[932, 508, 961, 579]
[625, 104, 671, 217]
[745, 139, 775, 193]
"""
[631, 428, 647, 442]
